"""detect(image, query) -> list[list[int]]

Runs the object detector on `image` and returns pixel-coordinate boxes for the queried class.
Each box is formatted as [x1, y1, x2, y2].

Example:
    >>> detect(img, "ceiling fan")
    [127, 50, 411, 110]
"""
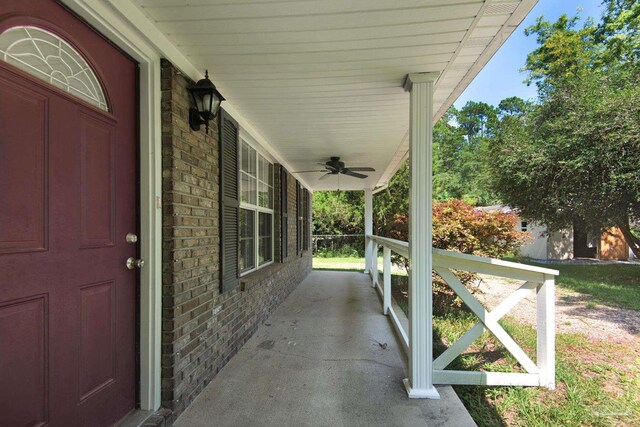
[293, 157, 375, 180]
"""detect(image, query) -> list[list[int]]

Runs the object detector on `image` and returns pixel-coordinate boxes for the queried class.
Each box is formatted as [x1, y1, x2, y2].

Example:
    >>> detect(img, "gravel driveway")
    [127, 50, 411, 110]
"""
[475, 274, 640, 343]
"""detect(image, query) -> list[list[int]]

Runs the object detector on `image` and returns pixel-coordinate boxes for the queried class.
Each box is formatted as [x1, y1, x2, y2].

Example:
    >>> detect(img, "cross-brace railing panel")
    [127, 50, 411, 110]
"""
[366, 235, 558, 390]
[432, 254, 557, 389]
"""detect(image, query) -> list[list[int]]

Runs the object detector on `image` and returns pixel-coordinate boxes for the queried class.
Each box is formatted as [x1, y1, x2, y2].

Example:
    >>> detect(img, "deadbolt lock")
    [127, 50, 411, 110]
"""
[125, 233, 138, 244]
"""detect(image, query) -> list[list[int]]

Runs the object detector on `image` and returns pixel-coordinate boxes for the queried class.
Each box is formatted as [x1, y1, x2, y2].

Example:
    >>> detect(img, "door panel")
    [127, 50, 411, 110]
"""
[0, 81, 48, 254]
[0, 296, 48, 426]
[79, 281, 116, 402]
[0, 1, 138, 425]
[79, 112, 116, 248]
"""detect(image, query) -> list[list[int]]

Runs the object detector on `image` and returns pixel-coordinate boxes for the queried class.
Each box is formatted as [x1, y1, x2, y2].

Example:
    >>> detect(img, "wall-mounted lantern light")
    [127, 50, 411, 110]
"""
[188, 70, 225, 132]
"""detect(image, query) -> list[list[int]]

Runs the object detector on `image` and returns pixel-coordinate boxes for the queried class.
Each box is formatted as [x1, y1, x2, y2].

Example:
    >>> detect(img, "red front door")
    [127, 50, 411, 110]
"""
[0, 1, 138, 425]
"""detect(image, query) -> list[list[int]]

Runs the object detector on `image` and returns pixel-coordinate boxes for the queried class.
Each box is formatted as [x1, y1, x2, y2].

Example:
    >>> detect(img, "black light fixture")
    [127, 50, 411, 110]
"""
[188, 70, 225, 132]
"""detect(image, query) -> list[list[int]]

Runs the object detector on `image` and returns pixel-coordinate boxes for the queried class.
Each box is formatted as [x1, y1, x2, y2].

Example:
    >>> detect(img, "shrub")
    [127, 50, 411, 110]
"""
[433, 199, 528, 257]
[380, 199, 529, 309]
[381, 199, 528, 261]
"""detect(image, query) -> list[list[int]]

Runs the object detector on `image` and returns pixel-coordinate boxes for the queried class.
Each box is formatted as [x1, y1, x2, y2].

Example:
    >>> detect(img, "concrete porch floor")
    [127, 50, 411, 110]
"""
[175, 271, 475, 427]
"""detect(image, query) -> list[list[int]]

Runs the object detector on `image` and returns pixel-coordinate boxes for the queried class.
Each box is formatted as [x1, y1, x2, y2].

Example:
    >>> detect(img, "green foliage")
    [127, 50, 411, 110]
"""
[595, 0, 640, 66]
[371, 100, 503, 236]
[433, 200, 528, 258]
[311, 190, 363, 235]
[388, 261, 640, 426]
[314, 244, 362, 259]
[523, 13, 597, 95]
[432, 103, 501, 206]
[380, 199, 527, 257]
[456, 101, 499, 144]
[450, 320, 640, 427]
[379, 199, 528, 272]
[491, 0, 640, 257]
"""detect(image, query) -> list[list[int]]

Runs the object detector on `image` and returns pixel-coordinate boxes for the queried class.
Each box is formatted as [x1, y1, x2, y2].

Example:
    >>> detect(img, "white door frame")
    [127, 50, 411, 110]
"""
[60, 0, 163, 410]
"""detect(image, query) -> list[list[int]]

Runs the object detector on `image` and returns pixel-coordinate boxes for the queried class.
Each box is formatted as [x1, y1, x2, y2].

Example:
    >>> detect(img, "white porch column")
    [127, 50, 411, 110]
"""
[364, 188, 373, 274]
[403, 73, 440, 399]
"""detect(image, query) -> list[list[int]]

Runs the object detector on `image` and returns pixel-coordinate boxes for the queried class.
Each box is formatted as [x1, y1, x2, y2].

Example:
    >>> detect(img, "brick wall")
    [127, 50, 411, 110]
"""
[160, 59, 312, 423]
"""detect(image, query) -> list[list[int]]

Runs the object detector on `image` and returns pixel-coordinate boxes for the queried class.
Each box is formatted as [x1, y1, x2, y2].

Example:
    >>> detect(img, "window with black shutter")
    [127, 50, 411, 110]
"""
[238, 138, 274, 274]
[219, 110, 240, 293]
[280, 166, 288, 261]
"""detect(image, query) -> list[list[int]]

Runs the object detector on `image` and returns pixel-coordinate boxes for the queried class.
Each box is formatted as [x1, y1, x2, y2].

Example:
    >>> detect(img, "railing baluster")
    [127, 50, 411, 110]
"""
[372, 241, 379, 288]
[383, 246, 391, 315]
[537, 274, 556, 389]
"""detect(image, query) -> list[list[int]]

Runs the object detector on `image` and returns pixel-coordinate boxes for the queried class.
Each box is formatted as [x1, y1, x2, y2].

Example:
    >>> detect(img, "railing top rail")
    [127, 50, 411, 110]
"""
[433, 248, 559, 276]
[367, 235, 409, 258]
[367, 234, 408, 248]
[367, 234, 559, 277]
[313, 234, 364, 238]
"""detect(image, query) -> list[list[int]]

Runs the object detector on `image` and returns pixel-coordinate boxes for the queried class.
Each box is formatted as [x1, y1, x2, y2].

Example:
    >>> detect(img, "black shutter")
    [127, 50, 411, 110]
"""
[220, 110, 239, 292]
[280, 166, 288, 261]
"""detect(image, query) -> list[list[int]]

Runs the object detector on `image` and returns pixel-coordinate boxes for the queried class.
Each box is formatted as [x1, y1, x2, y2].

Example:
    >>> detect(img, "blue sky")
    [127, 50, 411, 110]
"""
[453, 0, 604, 109]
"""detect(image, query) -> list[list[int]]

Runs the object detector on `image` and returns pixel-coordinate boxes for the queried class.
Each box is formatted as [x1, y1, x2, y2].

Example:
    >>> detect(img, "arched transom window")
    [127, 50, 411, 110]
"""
[0, 26, 108, 111]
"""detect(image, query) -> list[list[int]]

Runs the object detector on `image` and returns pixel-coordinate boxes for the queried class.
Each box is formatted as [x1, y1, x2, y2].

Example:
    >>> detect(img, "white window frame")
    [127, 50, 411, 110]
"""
[239, 136, 274, 276]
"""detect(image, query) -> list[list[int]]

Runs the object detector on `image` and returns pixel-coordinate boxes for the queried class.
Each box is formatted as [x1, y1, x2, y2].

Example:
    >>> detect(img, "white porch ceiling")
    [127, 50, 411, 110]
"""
[132, 0, 536, 191]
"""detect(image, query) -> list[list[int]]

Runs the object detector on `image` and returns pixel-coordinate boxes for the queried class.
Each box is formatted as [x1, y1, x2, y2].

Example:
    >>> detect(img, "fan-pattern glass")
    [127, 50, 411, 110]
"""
[0, 26, 108, 111]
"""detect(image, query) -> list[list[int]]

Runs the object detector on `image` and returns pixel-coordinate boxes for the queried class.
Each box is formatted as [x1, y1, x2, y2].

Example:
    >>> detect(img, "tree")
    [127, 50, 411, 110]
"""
[456, 101, 499, 145]
[311, 190, 363, 235]
[454, 102, 500, 205]
[498, 96, 531, 117]
[491, 1, 640, 257]
[433, 109, 466, 202]
[373, 160, 409, 234]
[428, 102, 502, 205]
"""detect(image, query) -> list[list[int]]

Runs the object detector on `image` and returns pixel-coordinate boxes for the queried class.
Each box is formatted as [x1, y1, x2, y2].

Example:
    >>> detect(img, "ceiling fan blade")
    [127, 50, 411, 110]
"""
[342, 170, 368, 179]
[318, 172, 333, 181]
[292, 170, 327, 173]
[344, 167, 375, 172]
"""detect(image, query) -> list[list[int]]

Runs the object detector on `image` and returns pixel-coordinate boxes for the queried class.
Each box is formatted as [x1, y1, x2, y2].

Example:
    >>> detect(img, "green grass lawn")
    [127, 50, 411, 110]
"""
[528, 261, 640, 311]
[314, 255, 640, 426]
[312, 256, 366, 271]
[312, 256, 407, 275]
[433, 309, 639, 426]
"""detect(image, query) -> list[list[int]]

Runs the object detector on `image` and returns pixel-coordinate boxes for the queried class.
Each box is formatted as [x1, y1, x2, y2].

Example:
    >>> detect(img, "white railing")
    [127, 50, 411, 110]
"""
[365, 234, 558, 389]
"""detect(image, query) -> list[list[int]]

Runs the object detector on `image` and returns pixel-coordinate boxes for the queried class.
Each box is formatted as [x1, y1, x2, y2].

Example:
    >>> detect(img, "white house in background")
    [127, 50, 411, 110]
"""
[478, 205, 573, 260]
[517, 221, 575, 260]
[479, 205, 631, 261]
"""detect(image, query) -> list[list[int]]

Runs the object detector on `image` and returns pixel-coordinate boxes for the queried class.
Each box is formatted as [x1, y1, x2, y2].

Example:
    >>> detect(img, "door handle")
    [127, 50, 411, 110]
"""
[126, 257, 144, 270]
